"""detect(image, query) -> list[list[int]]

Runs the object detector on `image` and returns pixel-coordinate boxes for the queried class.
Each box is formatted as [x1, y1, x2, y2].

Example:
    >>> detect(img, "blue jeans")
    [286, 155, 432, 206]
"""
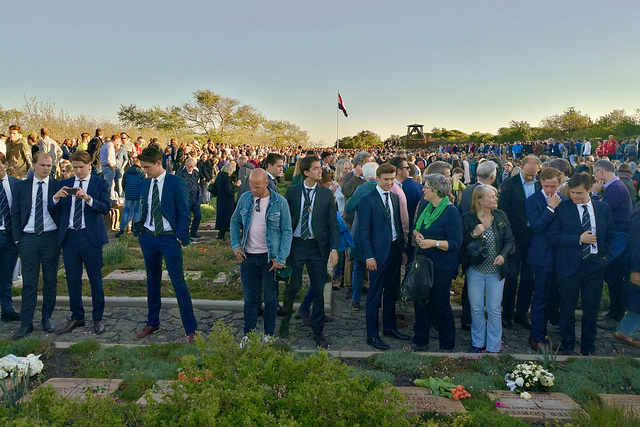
[102, 168, 115, 200]
[467, 267, 505, 353]
[120, 199, 141, 231]
[138, 232, 197, 335]
[241, 253, 277, 336]
[352, 259, 365, 303]
[617, 312, 640, 337]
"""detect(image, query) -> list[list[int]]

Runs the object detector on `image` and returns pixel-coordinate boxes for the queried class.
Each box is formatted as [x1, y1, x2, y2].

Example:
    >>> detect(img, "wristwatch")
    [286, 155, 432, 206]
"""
[435, 240, 440, 248]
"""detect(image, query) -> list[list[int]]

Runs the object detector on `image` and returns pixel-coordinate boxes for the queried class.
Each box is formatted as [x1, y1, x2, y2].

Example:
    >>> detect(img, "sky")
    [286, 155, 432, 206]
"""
[2, 0, 639, 146]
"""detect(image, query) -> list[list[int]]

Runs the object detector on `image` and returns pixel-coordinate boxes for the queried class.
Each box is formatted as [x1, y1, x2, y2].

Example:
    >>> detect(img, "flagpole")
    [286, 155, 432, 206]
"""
[336, 90, 339, 149]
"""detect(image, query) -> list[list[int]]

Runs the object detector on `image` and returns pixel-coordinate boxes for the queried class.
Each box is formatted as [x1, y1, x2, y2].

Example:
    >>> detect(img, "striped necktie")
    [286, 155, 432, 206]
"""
[0, 179, 9, 231]
[151, 179, 163, 233]
[581, 204, 592, 259]
[35, 181, 44, 234]
[73, 180, 85, 230]
[300, 188, 312, 240]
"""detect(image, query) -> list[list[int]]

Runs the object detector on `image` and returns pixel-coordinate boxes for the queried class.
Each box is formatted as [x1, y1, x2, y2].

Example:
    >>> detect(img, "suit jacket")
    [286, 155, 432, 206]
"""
[11, 177, 60, 242]
[57, 176, 110, 247]
[498, 174, 541, 244]
[285, 183, 339, 260]
[525, 190, 567, 267]
[548, 199, 615, 276]
[1, 176, 19, 231]
[134, 173, 191, 246]
[400, 177, 423, 227]
[358, 189, 406, 265]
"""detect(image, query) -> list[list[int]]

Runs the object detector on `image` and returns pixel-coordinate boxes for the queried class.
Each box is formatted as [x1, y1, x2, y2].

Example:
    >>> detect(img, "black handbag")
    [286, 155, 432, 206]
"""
[401, 254, 434, 302]
[207, 181, 218, 197]
[466, 236, 487, 266]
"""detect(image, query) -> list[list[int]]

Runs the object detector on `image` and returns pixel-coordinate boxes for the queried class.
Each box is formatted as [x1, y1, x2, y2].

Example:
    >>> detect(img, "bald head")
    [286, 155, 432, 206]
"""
[249, 168, 270, 198]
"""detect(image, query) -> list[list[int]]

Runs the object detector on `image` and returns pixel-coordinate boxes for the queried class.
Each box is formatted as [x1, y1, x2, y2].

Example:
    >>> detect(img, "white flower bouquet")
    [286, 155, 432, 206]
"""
[505, 362, 554, 398]
[0, 354, 44, 379]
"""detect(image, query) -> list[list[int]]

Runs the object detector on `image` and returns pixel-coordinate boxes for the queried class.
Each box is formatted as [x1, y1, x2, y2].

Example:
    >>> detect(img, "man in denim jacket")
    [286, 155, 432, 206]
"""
[231, 168, 293, 336]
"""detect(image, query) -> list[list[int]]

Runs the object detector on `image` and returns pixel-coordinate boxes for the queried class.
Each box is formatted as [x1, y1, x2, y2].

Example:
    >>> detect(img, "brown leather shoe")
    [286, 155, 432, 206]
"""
[93, 320, 105, 335]
[529, 335, 546, 351]
[613, 331, 640, 348]
[134, 325, 160, 340]
[56, 319, 85, 335]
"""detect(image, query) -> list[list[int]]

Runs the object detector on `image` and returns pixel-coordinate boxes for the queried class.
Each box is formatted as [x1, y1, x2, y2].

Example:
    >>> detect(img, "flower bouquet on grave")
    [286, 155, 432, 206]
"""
[505, 362, 554, 399]
[414, 377, 471, 400]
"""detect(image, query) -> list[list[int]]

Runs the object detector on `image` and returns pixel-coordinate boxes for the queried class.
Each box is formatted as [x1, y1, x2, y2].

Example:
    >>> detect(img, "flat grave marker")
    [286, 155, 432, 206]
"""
[136, 380, 174, 407]
[103, 270, 202, 282]
[488, 390, 583, 422]
[30, 378, 123, 401]
[390, 387, 465, 416]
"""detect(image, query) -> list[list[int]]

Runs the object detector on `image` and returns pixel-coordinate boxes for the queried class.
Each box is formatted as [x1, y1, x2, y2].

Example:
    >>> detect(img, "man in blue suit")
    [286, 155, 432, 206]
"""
[53, 151, 111, 335]
[549, 173, 615, 356]
[133, 145, 197, 342]
[359, 163, 408, 350]
[11, 152, 61, 339]
[0, 153, 21, 322]
[525, 167, 566, 350]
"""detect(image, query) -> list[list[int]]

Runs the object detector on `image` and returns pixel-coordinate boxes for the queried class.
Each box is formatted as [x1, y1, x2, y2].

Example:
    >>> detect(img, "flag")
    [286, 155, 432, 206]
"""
[338, 93, 348, 117]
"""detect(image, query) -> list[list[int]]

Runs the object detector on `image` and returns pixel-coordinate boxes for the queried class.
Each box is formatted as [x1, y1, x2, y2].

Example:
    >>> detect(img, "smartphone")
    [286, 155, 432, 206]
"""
[67, 188, 78, 196]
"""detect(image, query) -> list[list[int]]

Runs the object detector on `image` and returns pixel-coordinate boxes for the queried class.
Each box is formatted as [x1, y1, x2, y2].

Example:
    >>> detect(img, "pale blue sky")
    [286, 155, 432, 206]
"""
[3, 0, 639, 145]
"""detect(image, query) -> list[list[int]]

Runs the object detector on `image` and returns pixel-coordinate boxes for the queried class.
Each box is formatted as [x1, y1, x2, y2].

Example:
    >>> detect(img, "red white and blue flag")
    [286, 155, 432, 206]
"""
[338, 93, 348, 117]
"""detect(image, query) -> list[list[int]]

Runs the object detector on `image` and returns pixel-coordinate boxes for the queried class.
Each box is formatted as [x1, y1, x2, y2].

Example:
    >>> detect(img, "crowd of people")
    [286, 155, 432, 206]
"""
[1, 125, 639, 355]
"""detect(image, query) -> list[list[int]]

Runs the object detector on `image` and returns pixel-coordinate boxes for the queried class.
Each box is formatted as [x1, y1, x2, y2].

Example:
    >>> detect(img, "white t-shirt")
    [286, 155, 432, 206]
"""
[245, 196, 270, 254]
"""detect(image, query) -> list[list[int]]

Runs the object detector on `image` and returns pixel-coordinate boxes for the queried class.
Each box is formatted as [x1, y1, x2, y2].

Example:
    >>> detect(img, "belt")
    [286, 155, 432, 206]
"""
[143, 228, 173, 237]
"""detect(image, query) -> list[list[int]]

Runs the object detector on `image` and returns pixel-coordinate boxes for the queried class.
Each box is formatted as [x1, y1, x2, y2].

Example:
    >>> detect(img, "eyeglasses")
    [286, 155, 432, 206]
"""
[255, 198, 261, 212]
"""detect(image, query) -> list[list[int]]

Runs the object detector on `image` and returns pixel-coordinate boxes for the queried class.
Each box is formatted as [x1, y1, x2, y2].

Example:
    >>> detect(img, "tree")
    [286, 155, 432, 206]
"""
[540, 107, 591, 134]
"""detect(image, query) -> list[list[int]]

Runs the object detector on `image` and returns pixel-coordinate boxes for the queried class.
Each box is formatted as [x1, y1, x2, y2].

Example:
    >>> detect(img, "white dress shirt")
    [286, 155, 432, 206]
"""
[25, 177, 57, 233]
[144, 171, 173, 232]
[376, 185, 397, 241]
[576, 200, 598, 254]
[0, 176, 12, 230]
[293, 183, 317, 238]
[67, 175, 93, 230]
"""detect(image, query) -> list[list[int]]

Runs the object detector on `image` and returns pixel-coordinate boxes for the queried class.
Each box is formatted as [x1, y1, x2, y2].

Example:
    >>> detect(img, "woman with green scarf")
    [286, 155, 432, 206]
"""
[410, 174, 463, 351]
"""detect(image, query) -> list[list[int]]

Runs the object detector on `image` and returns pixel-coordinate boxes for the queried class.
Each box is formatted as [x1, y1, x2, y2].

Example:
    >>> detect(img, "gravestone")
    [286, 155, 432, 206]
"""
[599, 394, 640, 416]
[390, 387, 465, 416]
[31, 378, 123, 401]
[103, 270, 202, 282]
[137, 380, 174, 407]
[488, 390, 583, 422]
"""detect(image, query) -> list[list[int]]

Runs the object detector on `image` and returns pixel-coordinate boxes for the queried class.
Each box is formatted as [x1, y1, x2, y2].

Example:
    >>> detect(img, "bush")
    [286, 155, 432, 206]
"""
[102, 241, 127, 266]
[370, 350, 428, 376]
[67, 340, 101, 355]
[571, 399, 640, 427]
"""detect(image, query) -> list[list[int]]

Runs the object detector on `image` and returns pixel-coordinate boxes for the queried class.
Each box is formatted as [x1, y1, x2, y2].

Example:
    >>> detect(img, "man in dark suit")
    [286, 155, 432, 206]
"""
[281, 155, 339, 348]
[389, 157, 422, 230]
[498, 155, 541, 329]
[359, 163, 408, 350]
[0, 154, 21, 322]
[264, 153, 284, 193]
[549, 173, 615, 356]
[133, 146, 198, 342]
[53, 150, 111, 335]
[525, 167, 566, 350]
[11, 152, 61, 339]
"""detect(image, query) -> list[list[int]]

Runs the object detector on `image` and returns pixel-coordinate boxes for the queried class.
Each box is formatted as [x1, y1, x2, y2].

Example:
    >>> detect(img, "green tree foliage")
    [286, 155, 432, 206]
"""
[540, 107, 592, 134]
[338, 130, 382, 148]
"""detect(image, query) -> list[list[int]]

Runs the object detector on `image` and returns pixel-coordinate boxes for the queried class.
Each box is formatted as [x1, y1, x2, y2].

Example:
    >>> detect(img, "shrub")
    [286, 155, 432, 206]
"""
[102, 241, 128, 266]
[370, 350, 428, 376]
[67, 340, 101, 355]
[571, 399, 640, 427]
[349, 367, 396, 385]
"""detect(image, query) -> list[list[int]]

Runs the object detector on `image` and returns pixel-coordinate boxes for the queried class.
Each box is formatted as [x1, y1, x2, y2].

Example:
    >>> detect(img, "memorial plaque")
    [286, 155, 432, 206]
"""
[32, 378, 123, 401]
[103, 270, 202, 282]
[389, 387, 465, 416]
[136, 380, 174, 407]
[488, 390, 583, 422]
[599, 394, 640, 416]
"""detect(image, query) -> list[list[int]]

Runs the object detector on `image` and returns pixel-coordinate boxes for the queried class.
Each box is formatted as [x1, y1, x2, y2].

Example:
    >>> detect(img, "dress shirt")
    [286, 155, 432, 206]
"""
[100, 141, 116, 166]
[520, 172, 537, 199]
[25, 177, 57, 233]
[144, 171, 173, 232]
[0, 176, 12, 230]
[603, 175, 620, 190]
[293, 183, 317, 238]
[376, 185, 397, 241]
[576, 200, 597, 254]
[67, 175, 94, 230]
[541, 189, 556, 213]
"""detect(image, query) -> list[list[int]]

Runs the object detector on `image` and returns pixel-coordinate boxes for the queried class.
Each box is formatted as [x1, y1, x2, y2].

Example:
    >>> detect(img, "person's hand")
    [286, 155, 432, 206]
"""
[417, 239, 432, 249]
[329, 250, 339, 267]
[366, 258, 377, 271]
[591, 180, 604, 194]
[76, 187, 89, 201]
[493, 255, 505, 266]
[234, 248, 245, 262]
[547, 194, 561, 209]
[268, 260, 283, 271]
[580, 230, 597, 245]
[401, 253, 408, 265]
[472, 224, 485, 236]
[631, 272, 640, 286]
[53, 186, 70, 202]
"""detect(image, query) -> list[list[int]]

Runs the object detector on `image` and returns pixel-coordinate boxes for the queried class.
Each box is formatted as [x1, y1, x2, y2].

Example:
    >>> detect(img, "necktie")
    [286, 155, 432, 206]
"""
[384, 192, 392, 241]
[73, 180, 84, 230]
[35, 181, 44, 234]
[0, 179, 9, 231]
[300, 188, 312, 240]
[151, 179, 163, 233]
[581, 204, 592, 258]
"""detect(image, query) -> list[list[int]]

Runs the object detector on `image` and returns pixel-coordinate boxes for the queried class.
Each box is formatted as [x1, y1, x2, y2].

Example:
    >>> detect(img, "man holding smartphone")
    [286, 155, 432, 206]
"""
[53, 150, 111, 335]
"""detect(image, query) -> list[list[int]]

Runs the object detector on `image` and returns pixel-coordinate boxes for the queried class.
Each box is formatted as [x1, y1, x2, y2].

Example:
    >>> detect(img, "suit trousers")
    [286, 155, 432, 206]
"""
[18, 231, 60, 326]
[285, 238, 328, 335]
[530, 265, 553, 343]
[558, 257, 605, 355]
[503, 237, 534, 321]
[366, 240, 401, 339]
[138, 232, 197, 335]
[0, 232, 19, 314]
[62, 229, 105, 321]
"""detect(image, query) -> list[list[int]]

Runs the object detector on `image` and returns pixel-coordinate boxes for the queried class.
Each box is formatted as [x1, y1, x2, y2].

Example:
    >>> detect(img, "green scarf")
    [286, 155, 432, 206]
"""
[415, 197, 450, 232]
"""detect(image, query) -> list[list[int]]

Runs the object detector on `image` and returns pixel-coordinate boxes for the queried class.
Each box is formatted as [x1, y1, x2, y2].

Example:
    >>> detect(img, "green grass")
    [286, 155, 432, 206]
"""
[0, 338, 51, 357]
[102, 241, 128, 266]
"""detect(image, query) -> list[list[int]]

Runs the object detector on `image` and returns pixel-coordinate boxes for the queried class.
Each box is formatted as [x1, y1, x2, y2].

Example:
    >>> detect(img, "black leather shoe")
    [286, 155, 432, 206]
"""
[14, 324, 34, 340]
[1, 311, 20, 322]
[277, 304, 289, 317]
[383, 328, 411, 340]
[366, 337, 390, 350]
[42, 318, 56, 333]
[502, 318, 513, 329]
[467, 346, 485, 353]
[93, 320, 105, 335]
[313, 333, 329, 349]
[56, 319, 85, 335]
[514, 315, 531, 330]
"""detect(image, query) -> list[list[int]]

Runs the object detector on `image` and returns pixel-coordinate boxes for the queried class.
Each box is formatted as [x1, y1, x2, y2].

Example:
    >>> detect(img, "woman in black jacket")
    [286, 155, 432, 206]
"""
[213, 162, 237, 241]
[461, 185, 515, 353]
